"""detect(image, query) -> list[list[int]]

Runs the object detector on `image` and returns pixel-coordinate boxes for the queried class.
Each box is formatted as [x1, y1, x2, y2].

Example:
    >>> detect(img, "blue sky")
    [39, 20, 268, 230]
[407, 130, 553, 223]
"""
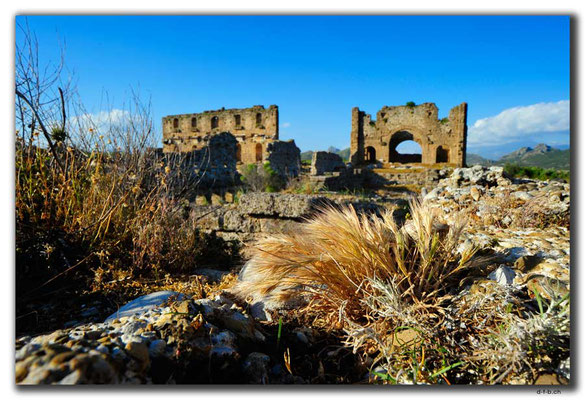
[15, 15, 570, 159]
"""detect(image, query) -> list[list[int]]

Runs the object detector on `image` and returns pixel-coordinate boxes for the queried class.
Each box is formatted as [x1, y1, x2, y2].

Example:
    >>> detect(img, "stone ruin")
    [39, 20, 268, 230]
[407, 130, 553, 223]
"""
[158, 132, 240, 196]
[310, 151, 345, 175]
[162, 105, 301, 180]
[350, 102, 467, 167]
[266, 140, 301, 178]
[160, 101, 469, 192]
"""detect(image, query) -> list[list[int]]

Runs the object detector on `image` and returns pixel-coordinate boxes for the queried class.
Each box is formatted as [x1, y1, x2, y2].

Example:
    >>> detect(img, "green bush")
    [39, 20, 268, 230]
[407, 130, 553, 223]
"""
[240, 162, 284, 192]
[406, 101, 416, 108]
[504, 164, 570, 182]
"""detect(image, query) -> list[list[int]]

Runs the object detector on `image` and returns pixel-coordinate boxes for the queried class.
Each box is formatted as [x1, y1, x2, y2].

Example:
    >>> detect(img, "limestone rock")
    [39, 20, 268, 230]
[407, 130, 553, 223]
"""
[105, 291, 185, 322]
[488, 265, 516, 286]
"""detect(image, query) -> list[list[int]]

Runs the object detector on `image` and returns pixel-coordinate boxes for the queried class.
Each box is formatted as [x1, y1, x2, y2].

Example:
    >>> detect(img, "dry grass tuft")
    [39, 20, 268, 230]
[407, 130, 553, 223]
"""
[233, 199, 484, 319]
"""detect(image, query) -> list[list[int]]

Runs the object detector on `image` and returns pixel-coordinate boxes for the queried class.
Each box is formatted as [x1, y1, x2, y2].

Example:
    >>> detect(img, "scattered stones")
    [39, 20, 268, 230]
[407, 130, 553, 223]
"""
[470, 186, 481, 201]
[514, 255, 542, 272]
[488, 265, 516, 286]
[242, 352, 271, 384]
[446, 165, 512, 188]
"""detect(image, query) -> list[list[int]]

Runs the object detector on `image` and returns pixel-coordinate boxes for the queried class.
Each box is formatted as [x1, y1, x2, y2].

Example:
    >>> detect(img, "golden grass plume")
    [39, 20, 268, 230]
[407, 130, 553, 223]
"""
[233, 199, 483, 319]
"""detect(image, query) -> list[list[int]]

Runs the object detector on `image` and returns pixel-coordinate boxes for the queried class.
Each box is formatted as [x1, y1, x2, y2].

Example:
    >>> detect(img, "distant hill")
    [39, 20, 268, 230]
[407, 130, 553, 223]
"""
[466, 153, 495, 166]
[496, 144, 569, 170]
[467, 144, 569, 170]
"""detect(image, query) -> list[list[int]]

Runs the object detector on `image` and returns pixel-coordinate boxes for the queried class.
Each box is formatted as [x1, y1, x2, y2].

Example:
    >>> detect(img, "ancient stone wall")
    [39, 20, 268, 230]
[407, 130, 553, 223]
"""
[162, 132, 240, 195]
[162, 105, 279, 164]
[195, 192, 384, 245]
[310, 151, 345, 175]
[265, 140, 301, 178]
[350, 102, 467, 167]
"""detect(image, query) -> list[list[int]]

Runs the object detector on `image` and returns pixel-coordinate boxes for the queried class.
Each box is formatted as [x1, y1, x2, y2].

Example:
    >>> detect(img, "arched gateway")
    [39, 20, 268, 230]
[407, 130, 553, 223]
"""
[349, 102, 467, 167]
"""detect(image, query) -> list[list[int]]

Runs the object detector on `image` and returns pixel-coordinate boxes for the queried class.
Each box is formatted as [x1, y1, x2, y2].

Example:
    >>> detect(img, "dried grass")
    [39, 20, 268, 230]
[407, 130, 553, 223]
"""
[233, 199, 484, 318]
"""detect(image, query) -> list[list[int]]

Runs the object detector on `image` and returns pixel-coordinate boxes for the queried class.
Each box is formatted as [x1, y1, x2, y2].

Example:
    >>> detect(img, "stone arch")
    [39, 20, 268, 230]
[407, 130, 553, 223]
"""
[365, 146, 376, 163]
[211, 116, 219, 129]
[388, 130, 422, 164]
[236, 143, 242, 162]
[436, 146, 449, 163]
[255, 143, 263, 161]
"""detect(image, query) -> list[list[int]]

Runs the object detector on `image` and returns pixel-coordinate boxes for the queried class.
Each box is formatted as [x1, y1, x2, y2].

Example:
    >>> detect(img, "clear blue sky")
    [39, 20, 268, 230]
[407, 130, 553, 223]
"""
[15, 15, 570, 158]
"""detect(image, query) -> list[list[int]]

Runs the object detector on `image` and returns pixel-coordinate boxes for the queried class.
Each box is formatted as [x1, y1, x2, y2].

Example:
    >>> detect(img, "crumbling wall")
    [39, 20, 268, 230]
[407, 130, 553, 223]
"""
[350, 102, 467, 167]
[195, 192, 384, 245]
[310, 151, 345, 175]
[162, 105, 279, 165]
[265, 140, 301, 178]
[163, 132, 240, 195]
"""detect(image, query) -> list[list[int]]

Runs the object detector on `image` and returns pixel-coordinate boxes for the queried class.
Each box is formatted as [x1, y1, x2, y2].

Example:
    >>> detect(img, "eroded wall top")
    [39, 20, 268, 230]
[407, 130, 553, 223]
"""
[162, 105, 279, 153]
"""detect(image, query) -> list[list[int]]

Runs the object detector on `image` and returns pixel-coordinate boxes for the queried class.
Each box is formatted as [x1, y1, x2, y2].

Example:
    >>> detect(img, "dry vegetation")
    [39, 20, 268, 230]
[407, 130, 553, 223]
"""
[468, 190, 570, 230]
[233, 201, 570, 384]
[15, 26, 237, 335]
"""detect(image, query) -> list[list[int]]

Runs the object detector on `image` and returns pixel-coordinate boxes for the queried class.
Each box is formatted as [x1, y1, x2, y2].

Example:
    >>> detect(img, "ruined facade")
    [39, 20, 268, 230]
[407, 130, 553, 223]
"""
[310, 151, 345, 176]
[265, 140, 302, 178]
[162, 105, 279, 164]
[350, 102, 467, 167]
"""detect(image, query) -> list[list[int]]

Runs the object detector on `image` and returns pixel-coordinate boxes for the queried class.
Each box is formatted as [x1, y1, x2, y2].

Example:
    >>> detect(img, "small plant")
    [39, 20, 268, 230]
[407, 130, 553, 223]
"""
[276, 316, 283, 349]
[440, 117, 449, 124]
[406, 101, 416, 108]
[240, 162, 284, 192]
[50, 126, 67, 143]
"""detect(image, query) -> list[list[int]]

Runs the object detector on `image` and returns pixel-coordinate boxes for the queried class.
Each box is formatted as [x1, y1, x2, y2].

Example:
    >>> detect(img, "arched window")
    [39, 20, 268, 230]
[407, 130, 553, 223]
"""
[211, 116, 219, 129]
[256, 113, 262, 126]
[173, 118, 179, 129]
[255, 143, 263, 161]
[436, 146, 450, 163]
[234, 114, 241, 127]
[236, 143, 242, 162]
[388, 131, 422, 164]
[365, 146, 376, 163]
[191, 117, 197, 129]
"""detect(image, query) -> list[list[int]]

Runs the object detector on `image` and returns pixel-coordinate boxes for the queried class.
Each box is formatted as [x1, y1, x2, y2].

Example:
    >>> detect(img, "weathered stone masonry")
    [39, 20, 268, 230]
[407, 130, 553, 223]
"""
[350, 102, 467, 167]
[163, 105, 279, 164]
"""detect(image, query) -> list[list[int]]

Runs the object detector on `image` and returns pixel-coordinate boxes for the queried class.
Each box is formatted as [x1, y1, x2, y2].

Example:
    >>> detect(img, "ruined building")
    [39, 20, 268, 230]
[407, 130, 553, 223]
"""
[162, 105, 301, 178]
[350, 102, 467, 167]
[163, 105, 279, 163]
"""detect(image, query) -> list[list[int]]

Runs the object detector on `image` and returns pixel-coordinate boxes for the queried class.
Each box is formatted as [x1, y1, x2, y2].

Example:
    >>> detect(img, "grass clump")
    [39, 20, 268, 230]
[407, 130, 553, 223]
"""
[234, 199, 483, 316]
[233, 200, 486, 382]
[233, 200, 570, 383]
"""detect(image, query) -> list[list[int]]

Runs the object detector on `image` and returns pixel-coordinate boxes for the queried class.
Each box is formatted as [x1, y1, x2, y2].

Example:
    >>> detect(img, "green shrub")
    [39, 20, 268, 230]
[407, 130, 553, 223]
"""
[406, 101, 416, 108]
[240, 162, 284, 192]
[503, 164, 569, 182]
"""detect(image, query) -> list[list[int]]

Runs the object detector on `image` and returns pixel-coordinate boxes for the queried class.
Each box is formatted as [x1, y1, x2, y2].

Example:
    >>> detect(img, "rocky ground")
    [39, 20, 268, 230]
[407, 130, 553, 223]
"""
[15, 166, 570, 385]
